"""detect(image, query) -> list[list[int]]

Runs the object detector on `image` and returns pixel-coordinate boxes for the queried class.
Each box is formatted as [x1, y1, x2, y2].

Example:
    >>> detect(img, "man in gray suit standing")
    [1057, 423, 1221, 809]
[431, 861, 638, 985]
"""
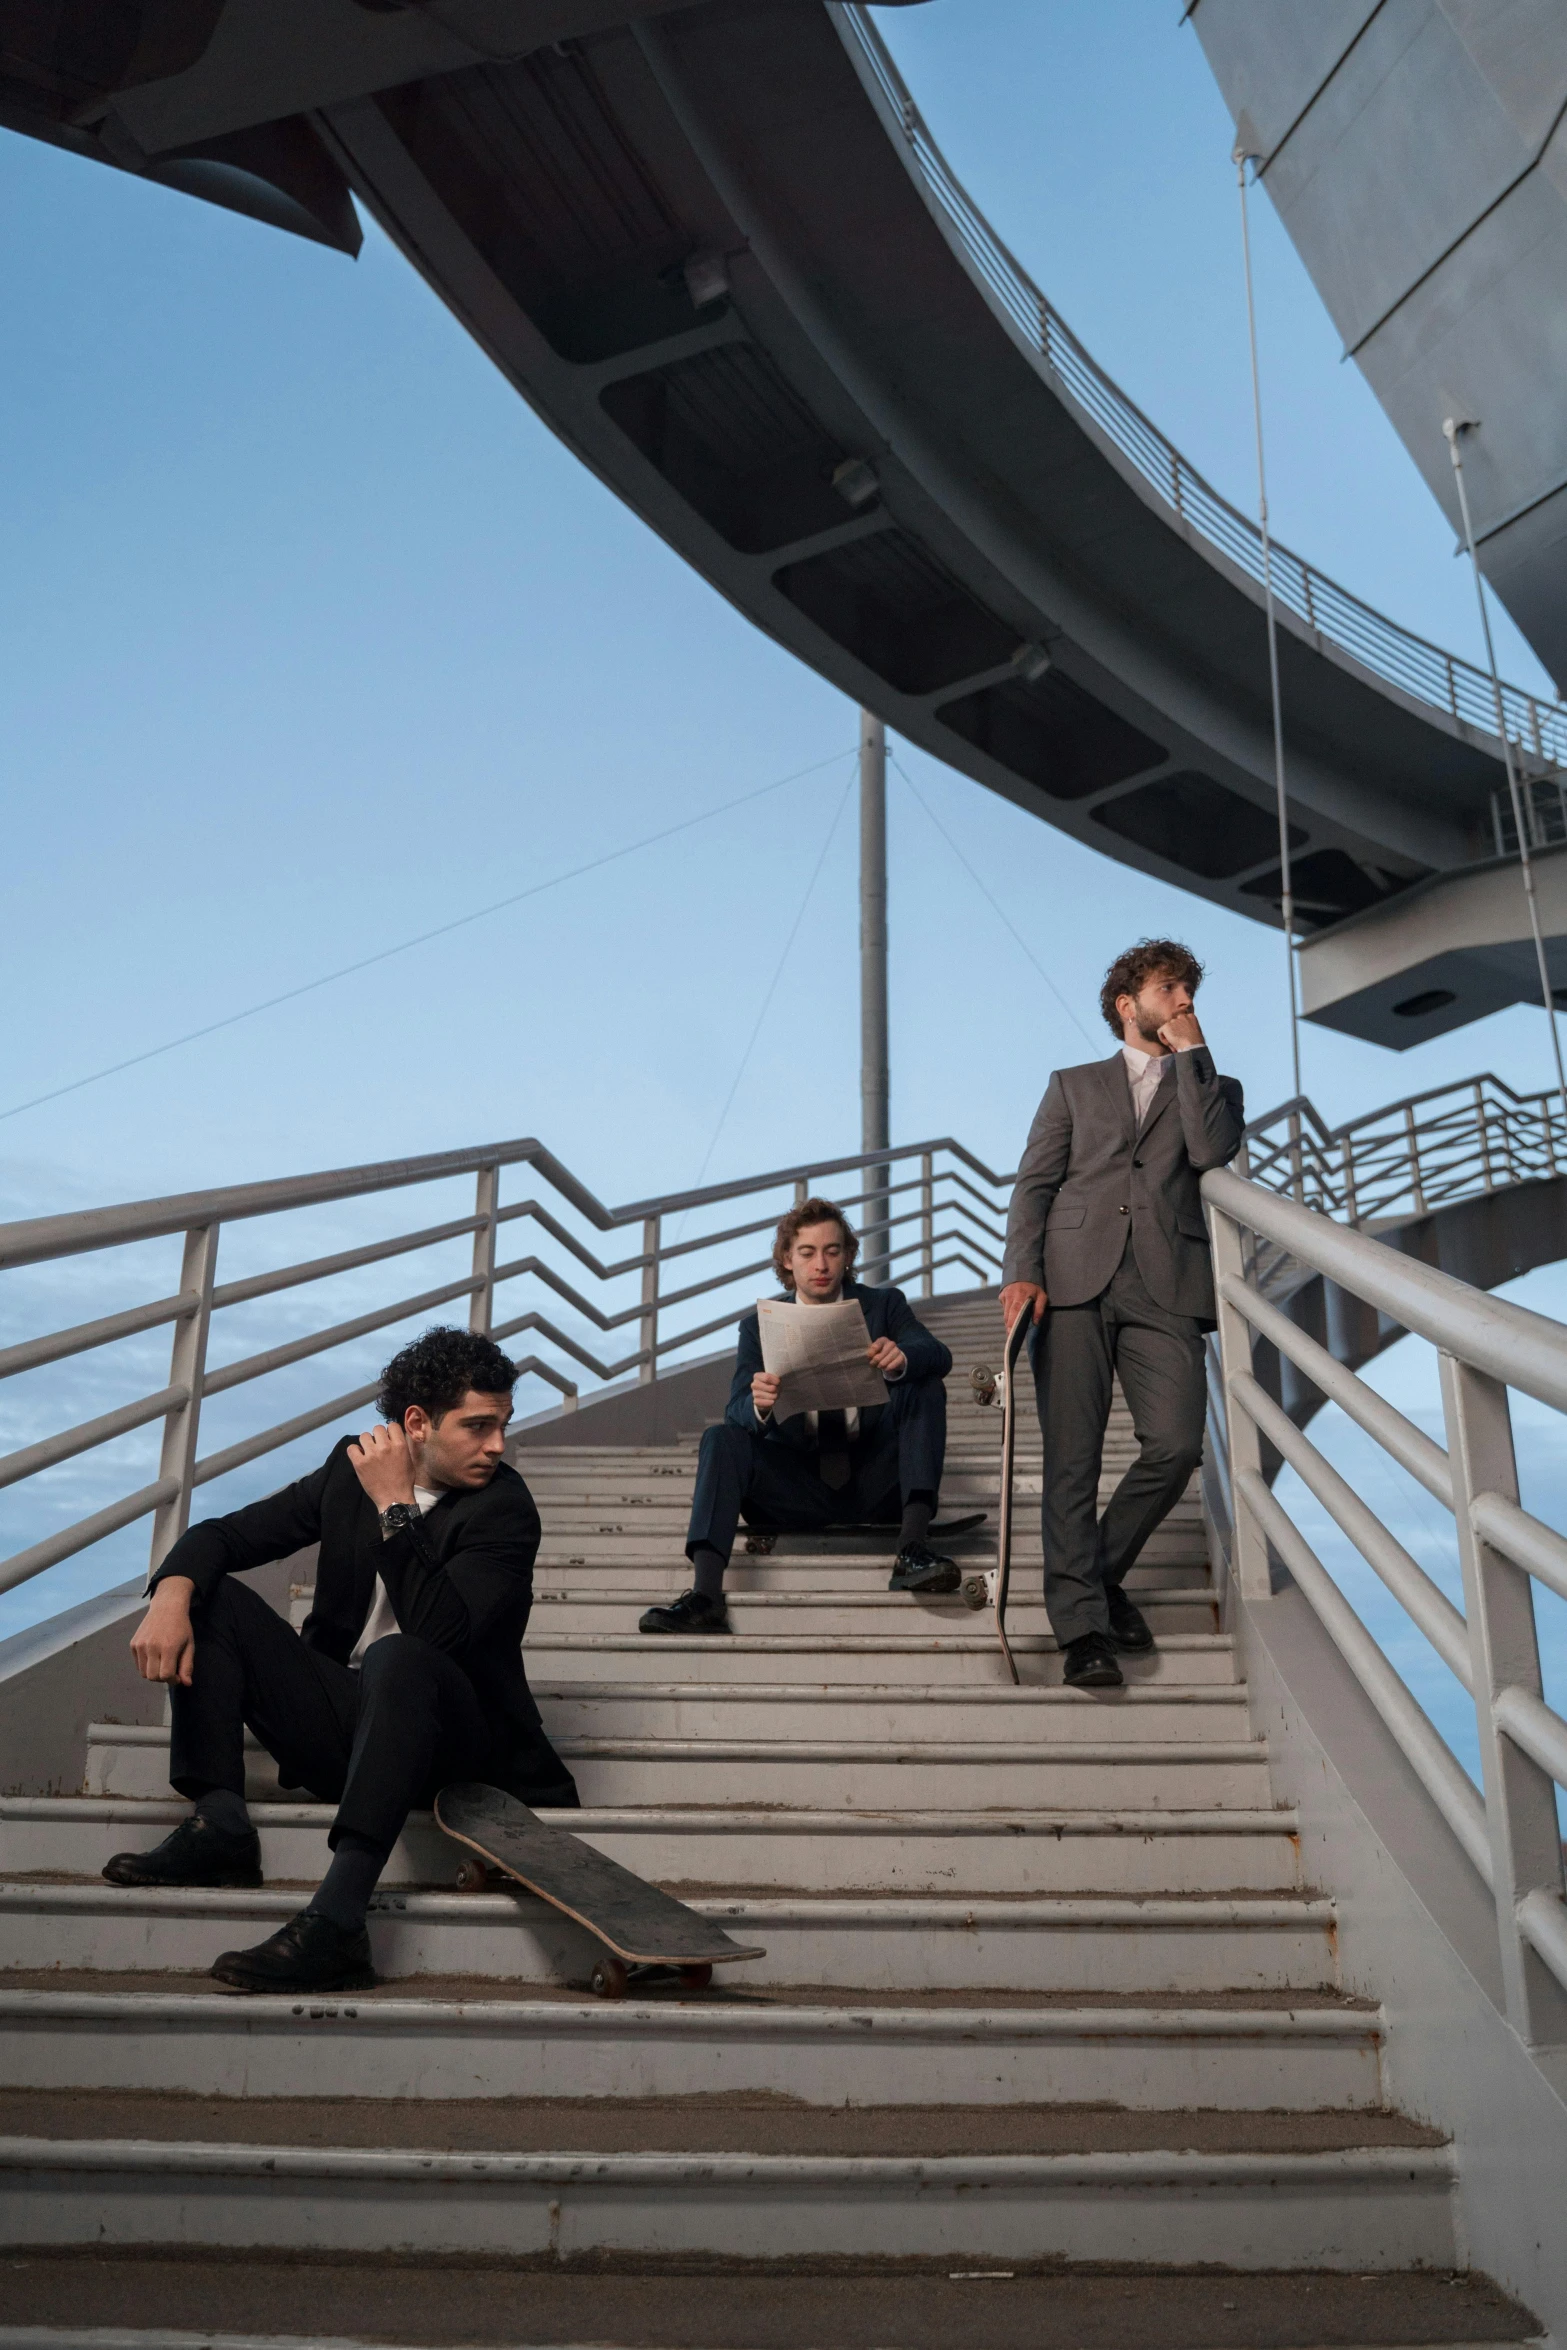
[1000, 940, 1245, 1688]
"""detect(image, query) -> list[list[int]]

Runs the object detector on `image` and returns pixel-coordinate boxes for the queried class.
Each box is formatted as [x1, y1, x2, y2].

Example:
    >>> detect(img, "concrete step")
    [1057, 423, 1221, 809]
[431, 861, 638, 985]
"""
[83, 1724, 1272, 1810]
[517, 1631, 1239, 1684]
[0, 2126, 1455, 2267]
[527, 1531, 1208, 1568]
[0, 1982, 1388, 2108]
[3, 2234, 1536, 2343]
[474, 1556, 1214, 1591]
[0, 1882, 1338, 1993]
[95, 1678, 1256, 1753]
[0, 1797, 1303, 1893]
[511, 1591, 1219, 1637]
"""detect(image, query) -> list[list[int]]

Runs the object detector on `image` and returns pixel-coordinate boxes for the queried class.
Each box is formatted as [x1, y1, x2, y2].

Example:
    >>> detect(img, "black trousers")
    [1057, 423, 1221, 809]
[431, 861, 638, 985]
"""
[686, 1373, 946, 1563]
[168, 1578, 496, 1853]
[1031, 1247, 1206, 1646]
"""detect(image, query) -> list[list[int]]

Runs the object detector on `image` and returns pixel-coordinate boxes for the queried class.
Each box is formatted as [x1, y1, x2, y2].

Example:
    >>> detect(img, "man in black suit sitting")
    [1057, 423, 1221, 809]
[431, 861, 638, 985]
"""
[102, 1326, 575, 1994]
[639, 1197, 955, 1635]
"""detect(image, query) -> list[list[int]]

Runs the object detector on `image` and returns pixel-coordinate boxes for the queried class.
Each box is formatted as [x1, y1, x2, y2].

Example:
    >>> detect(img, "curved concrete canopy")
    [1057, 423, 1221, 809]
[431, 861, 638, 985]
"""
[5, 0, 1565, 968]
[1191, 0, 1567, 697]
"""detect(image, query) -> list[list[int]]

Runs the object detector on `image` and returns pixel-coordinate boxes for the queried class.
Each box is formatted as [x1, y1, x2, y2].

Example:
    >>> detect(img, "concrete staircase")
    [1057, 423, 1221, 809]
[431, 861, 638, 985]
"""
[0, 1286, 1508, 2325]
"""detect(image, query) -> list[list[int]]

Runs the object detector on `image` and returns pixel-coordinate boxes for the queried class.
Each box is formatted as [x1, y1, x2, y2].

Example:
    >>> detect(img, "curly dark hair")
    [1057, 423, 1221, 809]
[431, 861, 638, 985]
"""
[1099, 938, 1204, 1039]
[771, 1197, 859, 1289]
[377, 1325, 519, 1426]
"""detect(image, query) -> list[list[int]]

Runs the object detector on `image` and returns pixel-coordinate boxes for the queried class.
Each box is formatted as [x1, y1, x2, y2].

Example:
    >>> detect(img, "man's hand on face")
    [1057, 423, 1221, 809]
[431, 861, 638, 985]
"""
[1157, 1007, 1206, 1053]
[752, 1370, 783, 1417]
[1000, 1282, 1047, 1333]
[866, 1336, 906, 1379]
[348, 1422, 419, 1511]
[131, 1577, 197, 1686]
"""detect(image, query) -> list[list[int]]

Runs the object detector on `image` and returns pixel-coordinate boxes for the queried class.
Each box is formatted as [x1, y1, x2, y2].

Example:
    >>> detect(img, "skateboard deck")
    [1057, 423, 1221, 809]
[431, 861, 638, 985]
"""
[992, 1311, 1033, 1685]
[435, 1782, 765, 1997]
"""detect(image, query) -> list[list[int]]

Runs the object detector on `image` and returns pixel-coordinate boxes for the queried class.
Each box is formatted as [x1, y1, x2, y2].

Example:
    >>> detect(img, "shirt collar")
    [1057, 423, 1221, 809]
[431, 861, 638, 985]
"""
[1122, 1042, 1160, 1075]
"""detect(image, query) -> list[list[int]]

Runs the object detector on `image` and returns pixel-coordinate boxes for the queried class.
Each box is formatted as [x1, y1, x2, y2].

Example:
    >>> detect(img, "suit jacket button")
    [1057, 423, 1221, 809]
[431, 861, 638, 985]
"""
[1132, 1158, 1143, 1168]
[1118, 1204, 1129, 1214]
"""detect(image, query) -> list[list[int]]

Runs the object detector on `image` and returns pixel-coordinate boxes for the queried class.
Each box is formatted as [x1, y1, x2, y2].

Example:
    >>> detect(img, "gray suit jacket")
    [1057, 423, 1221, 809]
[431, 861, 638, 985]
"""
[1001, 1048, 1245, 1326]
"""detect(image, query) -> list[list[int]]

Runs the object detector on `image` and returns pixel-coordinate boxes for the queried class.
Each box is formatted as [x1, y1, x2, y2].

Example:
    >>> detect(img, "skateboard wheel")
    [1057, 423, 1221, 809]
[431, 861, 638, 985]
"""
[961, 1576, 990, 1611]
[454, 1858, 490, 1892]
[590, 1956, 630, 2000]
[678, 1962, 713, 1990]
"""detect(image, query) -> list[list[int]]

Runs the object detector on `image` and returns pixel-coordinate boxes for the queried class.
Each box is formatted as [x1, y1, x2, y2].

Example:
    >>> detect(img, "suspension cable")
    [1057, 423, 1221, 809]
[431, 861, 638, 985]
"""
[1235, 146, 1303, 1111]
[1444, 417, 1567, 1126]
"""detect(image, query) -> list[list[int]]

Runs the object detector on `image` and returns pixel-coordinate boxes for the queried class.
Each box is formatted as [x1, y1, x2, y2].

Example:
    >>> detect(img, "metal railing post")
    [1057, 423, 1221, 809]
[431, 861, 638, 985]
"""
[469, 1164, 499, 1335]
[1439, 1350, 1567, 2052]
[147, 1223, 219, 1578]
[1207, 1202, 1272, 1602]
[639, 1214, 660, 1385]
[1405, 1102, 1427, 1214]
[1475, 1082, 1496, 1193]
[920, 1152, 935, 1297]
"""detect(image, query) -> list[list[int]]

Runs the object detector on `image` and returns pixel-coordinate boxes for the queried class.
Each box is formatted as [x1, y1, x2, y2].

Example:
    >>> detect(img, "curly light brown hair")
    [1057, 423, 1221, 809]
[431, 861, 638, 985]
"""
[1099, 938, 1204, 1040]
[771, 1197, 860, 1289]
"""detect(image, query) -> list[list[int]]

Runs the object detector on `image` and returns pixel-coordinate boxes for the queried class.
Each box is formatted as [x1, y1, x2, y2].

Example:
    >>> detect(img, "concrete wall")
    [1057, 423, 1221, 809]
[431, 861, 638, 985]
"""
[0, 1555, 300, 1800]
[1236, 1580, 1567, 2341]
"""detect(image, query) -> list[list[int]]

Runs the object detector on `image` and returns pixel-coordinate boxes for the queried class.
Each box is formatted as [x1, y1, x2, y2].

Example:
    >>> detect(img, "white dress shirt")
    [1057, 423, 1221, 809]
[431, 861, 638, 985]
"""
[349, 1483, 439, 1665]
[1122, 1040, 1195, 1128]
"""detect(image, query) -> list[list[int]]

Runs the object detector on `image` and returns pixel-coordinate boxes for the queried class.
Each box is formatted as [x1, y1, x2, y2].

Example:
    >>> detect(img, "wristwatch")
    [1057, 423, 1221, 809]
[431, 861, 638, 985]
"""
[378, 1502, 423, 1536]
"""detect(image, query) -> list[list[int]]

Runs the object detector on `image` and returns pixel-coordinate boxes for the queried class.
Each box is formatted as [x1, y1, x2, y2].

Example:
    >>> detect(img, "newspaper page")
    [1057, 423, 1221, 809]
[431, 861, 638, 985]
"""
[756, 1297, 887, 1420]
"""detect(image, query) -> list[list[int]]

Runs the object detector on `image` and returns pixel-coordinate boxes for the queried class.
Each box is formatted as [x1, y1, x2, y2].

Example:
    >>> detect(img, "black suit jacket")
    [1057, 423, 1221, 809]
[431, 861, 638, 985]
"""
[152, 1437, 575, 1804]
[725, 1280, 952, 1455]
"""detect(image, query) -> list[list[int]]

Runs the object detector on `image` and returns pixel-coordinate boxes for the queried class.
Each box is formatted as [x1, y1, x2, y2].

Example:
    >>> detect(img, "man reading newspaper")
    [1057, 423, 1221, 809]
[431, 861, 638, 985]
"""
[638, 1197, 954, 1633]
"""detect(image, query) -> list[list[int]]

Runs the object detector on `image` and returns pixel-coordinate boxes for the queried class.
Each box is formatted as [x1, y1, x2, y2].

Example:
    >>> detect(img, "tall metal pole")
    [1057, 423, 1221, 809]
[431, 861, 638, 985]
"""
[860, 709, 890, 1283]
[1445, 419, 1567, 1127]
[1236, 147, 1303, 1120]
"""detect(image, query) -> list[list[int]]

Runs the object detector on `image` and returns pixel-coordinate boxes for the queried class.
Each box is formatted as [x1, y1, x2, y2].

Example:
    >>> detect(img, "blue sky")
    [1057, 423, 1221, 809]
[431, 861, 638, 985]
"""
[4, 0, 1567, 1746]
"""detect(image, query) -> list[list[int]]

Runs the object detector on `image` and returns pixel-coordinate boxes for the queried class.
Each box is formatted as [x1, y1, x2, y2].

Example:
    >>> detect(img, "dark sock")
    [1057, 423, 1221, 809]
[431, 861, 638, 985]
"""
[194, 1787, 251, 1840]
[690, 1545, 728, 1604]
[308, 1830, 390, 1934]
[899, 1493, 935, 1551]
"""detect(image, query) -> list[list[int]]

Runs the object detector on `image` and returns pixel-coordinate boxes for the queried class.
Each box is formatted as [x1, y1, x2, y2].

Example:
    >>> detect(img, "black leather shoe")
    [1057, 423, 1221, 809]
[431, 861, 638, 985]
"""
[1106, 1587, 1155, 1651]
[1061, 1631, 1125, 1689]
[638, 1587, 731, 1635]
[103, 1813, 262, 1890]
[888, 1542, 960, 1594]
[211, 1909, 375, 1993]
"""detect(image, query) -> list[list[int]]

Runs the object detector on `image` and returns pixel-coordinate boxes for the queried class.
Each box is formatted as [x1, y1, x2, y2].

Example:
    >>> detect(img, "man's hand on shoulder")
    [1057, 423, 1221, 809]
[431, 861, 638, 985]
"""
[751, 1370, 782, 1420]
[131, 1577, 196, 1685]
[867, 1336, 906, 1379]
[348, 1423, 418, 1511]
[1000, 1282, 1047, 1332]
[1158, 1008, 1206, 1052]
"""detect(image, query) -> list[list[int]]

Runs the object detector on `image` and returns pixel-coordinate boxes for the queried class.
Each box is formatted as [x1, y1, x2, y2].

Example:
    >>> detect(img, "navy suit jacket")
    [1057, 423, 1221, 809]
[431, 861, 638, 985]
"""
[724, 1280, 952, 1455]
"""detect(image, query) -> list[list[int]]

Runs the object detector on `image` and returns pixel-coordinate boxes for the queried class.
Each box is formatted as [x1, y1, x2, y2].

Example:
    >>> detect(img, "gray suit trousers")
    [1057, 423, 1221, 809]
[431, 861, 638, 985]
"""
[1031, 1246, 1206, 1646]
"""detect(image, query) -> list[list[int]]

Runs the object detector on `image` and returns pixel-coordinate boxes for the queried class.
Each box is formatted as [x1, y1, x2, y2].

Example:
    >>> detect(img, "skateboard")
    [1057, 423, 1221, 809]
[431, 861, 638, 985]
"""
[435, 1782, 765, 2000]
[960, 1315, 1032, 1683]
[741, 1510, 987, 1555]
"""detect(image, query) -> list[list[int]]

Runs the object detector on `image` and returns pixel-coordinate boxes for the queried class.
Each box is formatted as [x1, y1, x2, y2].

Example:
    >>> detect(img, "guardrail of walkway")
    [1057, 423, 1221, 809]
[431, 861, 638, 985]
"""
[0, 1135, 1011, 1612]
[1240, 1071, 1566, 1228]
[1204, 1163, 1567, 2048]
[835, 4, 1567, 770]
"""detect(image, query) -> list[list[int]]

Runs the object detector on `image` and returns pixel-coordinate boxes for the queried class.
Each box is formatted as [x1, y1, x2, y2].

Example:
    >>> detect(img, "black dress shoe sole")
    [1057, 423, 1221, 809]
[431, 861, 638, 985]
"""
[637, 1615, 732, 1635]
[102, 1857, 263, 1890]
[1063, 1659, 1125, 1689]
[210, 1954, 376, 1994]
[889, 1567, 961, 1594]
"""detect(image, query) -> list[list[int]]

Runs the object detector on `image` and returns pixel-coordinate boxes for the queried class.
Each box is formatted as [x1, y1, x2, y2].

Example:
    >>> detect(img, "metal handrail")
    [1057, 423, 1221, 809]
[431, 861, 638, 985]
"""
[834, 5, 1567, 769]
[1240, 1070, 1566, 1229]
[0, 1129, 1013, 1609]
[1205, 1162, 1567, 2047]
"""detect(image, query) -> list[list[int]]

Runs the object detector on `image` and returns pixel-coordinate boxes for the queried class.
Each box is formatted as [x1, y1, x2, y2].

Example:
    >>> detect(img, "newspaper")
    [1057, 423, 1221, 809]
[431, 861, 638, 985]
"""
[757, 1296, 888, 1420]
